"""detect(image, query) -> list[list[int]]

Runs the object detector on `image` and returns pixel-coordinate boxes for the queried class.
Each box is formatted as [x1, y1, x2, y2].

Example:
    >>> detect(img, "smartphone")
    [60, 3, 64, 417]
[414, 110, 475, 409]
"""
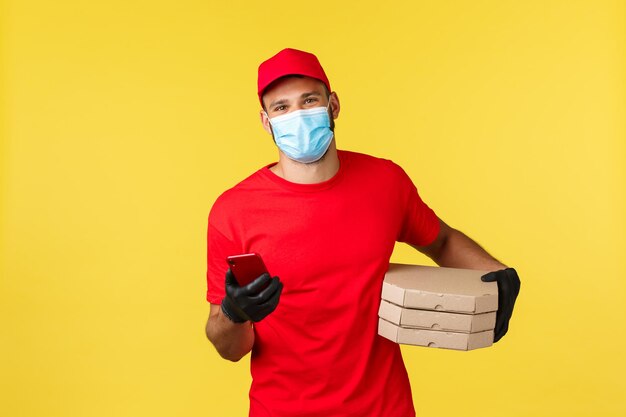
[226, 253, 269, 286]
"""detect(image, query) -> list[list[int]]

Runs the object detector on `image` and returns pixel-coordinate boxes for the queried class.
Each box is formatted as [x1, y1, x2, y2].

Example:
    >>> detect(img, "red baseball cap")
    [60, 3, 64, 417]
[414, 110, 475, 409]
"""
[257, 48, 331, 105]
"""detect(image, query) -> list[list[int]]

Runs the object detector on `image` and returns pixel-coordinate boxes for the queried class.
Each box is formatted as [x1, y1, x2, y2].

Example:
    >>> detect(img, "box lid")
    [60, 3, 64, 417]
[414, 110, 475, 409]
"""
[378, 299, 496, 333]
[381, 264, 498, 313]
[378, 318, 494, 351]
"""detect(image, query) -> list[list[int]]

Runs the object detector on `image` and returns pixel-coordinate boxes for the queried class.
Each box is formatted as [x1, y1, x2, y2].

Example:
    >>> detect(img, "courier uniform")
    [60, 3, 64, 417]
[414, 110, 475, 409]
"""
[206, 150, 440, 417]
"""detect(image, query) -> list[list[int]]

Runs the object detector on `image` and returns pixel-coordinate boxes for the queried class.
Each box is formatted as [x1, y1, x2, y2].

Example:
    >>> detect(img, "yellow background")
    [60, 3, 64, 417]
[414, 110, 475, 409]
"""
[1, 1, 625, 416]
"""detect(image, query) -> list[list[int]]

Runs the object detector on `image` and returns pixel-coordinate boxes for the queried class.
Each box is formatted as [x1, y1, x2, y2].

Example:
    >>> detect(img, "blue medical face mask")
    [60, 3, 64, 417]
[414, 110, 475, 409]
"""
[267, 102, 334, 164]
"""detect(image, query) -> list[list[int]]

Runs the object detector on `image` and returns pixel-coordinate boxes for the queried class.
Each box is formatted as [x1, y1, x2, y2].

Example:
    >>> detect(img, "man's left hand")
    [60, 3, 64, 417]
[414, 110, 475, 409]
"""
[481, 268, 521, 343]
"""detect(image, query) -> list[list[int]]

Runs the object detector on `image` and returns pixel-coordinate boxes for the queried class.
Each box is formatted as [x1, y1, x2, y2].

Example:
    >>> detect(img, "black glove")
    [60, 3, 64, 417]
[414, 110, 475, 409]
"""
[221, 269, 283, 323]
[481, 268, 521, 343]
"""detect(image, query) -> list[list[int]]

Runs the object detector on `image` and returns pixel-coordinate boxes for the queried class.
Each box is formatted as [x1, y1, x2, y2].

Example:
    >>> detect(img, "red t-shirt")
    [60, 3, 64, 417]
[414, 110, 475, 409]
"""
[206, 150, 440, 417]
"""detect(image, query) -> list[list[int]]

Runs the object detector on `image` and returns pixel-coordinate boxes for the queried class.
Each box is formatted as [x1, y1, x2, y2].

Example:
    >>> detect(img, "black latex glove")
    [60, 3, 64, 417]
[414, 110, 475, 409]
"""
[481, 268, 521, 343]
[221, 269, 283, 323]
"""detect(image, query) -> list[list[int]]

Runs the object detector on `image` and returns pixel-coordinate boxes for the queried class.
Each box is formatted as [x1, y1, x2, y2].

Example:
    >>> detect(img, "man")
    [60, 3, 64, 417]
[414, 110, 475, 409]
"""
[205, 48, 520, 417]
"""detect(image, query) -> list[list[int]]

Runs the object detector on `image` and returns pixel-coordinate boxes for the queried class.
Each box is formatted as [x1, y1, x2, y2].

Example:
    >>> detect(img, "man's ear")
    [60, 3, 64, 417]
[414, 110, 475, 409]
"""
[329, 92, 340, 120]
[260, 110, 272, 134]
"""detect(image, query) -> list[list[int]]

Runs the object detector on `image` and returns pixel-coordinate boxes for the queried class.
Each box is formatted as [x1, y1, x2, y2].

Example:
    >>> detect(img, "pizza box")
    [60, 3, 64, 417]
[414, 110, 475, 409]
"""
[378, 299, 496, 333]
[378, 318, 494, 351]
[382, 264, 498, 314]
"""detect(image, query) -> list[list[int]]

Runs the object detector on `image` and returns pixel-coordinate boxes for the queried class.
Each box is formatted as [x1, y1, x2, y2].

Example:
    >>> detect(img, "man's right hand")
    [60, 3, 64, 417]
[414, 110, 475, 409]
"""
[221, 269, 283, 323]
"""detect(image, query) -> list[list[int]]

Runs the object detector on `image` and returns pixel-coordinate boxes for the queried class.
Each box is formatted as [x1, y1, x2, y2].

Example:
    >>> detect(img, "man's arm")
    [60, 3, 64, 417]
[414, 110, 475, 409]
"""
[415, 218, 521, 343]
[414, 219, 507, 271]
[205, 303, 255, 362]
[205, 270, 283, 361]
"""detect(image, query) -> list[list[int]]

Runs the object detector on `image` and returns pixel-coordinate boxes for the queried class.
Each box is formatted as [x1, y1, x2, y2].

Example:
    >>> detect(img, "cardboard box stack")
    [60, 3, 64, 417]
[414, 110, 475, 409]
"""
[378, 264, 498, 351]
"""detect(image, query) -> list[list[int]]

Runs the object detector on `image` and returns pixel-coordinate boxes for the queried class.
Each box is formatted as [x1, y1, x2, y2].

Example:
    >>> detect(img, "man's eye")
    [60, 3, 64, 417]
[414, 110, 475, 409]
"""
[274, 105, 286, 112]
[304, 98, 318, 104]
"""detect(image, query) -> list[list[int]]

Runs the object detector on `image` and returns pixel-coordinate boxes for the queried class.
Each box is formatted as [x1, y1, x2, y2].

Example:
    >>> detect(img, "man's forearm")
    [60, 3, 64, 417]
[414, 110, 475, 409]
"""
[426, 224, 507, 271]
[206, 305, 255, 362]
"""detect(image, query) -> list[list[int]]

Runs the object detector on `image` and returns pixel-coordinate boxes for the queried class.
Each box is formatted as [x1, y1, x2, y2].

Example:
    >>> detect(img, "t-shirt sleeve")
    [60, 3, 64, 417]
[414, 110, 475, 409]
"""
[397, 168, 440, 247]
[206, 219, 240, 304]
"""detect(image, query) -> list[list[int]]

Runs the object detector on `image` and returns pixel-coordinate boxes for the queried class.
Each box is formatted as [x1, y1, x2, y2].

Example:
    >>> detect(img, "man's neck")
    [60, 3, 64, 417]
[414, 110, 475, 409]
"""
[270, 143, 340, 184]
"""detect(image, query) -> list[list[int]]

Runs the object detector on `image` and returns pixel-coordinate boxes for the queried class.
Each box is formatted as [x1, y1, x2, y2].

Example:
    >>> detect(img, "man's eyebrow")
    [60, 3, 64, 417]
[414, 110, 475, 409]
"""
[268, 98, 289, 108]
[301, 92, 322, 99]
[268, 92, 323, 109]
